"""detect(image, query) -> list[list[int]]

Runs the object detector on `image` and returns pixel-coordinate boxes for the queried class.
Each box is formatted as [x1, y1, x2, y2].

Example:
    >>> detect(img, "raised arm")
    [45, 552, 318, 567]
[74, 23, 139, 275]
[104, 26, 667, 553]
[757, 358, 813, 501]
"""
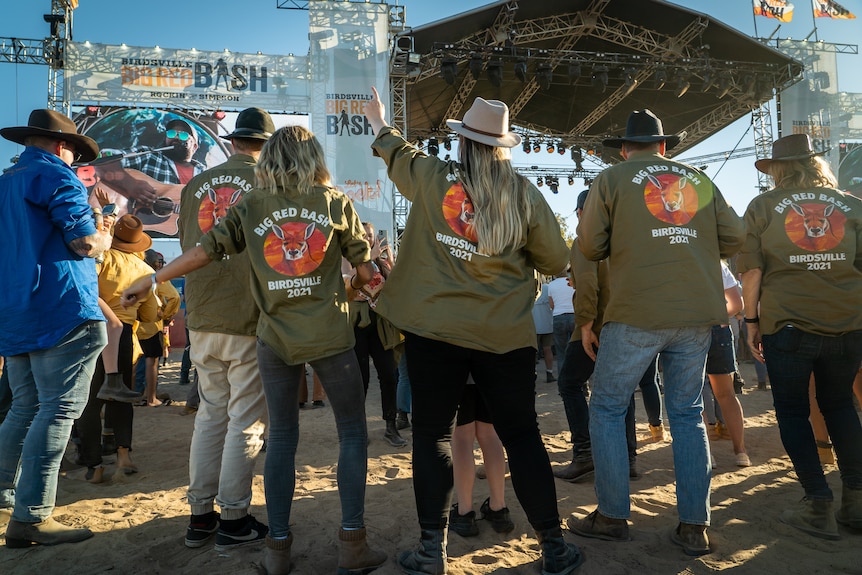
[121, 245, 212, 307]
[365, 86, 388, 135]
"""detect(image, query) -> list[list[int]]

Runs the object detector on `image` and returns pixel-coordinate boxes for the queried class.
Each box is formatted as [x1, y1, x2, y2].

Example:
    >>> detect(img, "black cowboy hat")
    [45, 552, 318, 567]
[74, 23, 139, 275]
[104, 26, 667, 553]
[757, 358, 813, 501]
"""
[222, 107, 275, 141]
[755, 134, 829, 174]
[1, 109, 99, 163]
[602, 109, 685, 150]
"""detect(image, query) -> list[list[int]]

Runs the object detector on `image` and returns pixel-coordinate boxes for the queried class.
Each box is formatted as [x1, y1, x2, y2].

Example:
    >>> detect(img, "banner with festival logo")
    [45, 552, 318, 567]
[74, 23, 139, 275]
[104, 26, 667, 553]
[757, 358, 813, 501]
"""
[65, 43, 310, 113]
[812, 0, 857, 18]
[308, 0, 393, 241]
[753, 0, 795, 21]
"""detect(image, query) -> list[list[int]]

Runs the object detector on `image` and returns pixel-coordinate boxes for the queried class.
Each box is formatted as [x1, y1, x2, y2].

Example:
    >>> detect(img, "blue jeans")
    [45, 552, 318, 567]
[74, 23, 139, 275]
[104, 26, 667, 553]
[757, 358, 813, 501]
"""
[396, 352, 411, 414]
[256, 342, 368, 536]
[762, 326, 862, 499]
[590, 322, 711, 525]
[552, 314, 574, 360]
[0, 320, 106, 521]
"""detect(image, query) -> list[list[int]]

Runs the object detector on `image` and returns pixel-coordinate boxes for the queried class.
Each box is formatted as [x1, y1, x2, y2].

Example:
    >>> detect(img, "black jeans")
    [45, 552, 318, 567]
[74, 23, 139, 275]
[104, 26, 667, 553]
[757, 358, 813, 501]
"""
[353, 312, 398, 421]
[77, 323, 135, 467]
[405, 332, 560, 531]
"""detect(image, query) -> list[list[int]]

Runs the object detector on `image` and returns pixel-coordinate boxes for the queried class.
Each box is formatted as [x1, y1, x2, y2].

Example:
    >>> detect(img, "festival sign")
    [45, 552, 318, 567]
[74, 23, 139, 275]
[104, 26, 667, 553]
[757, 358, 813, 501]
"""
[754, 0, 795, 21]
[308, 0, 393, 239]
[65, 43, 310, 113]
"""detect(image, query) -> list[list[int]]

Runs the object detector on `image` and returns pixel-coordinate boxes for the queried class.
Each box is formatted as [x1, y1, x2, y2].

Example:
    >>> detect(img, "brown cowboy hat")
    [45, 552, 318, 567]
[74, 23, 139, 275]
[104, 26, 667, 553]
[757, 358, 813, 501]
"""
[0, 109, 99, 163]
[755, 134, 829, 174]
[222, 107, 275, 141]
[602, 109, 685, 150]
[446, 97, 521, 148]
[112, 214, 152, 253]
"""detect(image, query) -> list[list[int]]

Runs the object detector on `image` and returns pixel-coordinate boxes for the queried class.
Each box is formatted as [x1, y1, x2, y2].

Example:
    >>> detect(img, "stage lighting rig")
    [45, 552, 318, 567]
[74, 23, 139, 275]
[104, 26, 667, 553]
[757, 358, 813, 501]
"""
[487, 58, 504, 87]
[591, 66, 609, 94]
[717, 70, 733, 99]
[440, 57, 458, 86]
[654, 66, 668, 90]
[675, 71, 691, 98]
[522, 138, 531, 154]
[469, 53, 484, 80]
[536, 63, 553, 91]
[546, 142, 555, 154]
[428, 137, 439, 156]
[514, 57, 528, 83]
[567, 61, 581, 84]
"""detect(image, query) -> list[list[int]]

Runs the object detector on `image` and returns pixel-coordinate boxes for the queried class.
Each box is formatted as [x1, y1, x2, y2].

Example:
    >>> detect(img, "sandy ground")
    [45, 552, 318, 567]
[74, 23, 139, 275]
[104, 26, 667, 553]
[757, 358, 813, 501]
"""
[0, 353, 860, 575]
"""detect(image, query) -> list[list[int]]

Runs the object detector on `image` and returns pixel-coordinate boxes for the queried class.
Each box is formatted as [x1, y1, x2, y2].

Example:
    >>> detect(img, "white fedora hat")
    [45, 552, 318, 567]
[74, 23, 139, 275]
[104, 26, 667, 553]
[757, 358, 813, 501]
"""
[446, 97, 521, 148]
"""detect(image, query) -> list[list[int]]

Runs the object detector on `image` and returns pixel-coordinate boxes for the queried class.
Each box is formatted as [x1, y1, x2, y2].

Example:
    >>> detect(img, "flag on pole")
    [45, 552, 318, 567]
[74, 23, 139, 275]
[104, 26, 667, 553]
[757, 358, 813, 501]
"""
[813, 0, 857, 18]
[754, 0, 795, 22]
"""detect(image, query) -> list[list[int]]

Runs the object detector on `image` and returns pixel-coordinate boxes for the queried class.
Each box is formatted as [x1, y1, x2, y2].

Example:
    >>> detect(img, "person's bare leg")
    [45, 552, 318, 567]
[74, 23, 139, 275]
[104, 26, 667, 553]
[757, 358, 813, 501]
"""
[451, 422, 477, 513]
[145, 356, 161, 406]
[98, 298, 122, 374]
[474, 421, 507, 511]
[809, 374, 834, 464]
[709, 373, 746, 455]
[543, 345, 554, 373]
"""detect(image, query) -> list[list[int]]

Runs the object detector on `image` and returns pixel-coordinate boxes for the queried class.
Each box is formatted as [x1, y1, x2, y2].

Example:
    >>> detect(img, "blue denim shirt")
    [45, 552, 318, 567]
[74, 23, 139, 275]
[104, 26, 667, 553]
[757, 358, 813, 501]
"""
[0, 147, 103, 355]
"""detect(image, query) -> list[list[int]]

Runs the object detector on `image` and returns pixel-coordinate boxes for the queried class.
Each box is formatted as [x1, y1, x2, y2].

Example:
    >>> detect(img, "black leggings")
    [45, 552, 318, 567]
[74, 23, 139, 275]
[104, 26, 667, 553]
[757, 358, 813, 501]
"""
[353, 312, 398, 421]
[404, 332, 559, 531]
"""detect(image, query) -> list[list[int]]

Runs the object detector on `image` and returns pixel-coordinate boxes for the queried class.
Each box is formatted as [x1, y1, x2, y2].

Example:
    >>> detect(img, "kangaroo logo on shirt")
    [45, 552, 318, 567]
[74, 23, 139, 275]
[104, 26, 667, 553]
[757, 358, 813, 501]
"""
[785, 202, 845, 251]
[643, 174, 699, 225]
[198, 187, 243, 233]
[264, 222, 326, 276]
[441, 183, 478, 243]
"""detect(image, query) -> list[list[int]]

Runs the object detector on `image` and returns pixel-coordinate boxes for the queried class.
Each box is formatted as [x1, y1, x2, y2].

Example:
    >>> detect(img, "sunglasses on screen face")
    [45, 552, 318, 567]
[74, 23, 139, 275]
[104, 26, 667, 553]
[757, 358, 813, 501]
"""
[166, 129, 192, 141]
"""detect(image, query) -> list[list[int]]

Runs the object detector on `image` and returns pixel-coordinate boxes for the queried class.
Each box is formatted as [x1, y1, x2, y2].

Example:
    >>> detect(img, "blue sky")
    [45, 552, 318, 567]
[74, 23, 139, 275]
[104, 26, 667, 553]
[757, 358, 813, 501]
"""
[2, 0, 860, 227]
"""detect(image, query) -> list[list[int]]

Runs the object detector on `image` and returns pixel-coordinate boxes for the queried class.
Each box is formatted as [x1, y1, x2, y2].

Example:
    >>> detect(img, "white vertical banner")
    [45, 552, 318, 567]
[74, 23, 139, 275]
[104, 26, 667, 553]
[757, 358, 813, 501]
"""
[309, 0, 393, 237]
[778, 46, 840, 169]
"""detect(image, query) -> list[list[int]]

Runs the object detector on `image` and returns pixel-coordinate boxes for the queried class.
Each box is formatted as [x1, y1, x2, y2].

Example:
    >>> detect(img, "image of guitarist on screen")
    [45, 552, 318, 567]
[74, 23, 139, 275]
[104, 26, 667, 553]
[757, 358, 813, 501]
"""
[91, 118, 205, 237]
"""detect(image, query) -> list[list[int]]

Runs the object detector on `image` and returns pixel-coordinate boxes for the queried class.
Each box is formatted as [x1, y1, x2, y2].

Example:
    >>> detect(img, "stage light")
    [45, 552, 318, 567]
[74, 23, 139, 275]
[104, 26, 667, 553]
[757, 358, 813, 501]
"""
[558, 144, 566, 156]
[487, 58, 504, 87]
[675, 71, 691, 98]
[571, 147, 584, 170]
[536, 63, 553, 90]
[717, 71, 733, 99]
[428, 137, 439, 156]
[443, 138, 452, 151]
[549, 177, 559, 194]
[701, 69, 716, 92]
[568, 175, 575, 186]
[533, 141, 541, 153]
[546, 142, 555, 154]
[469, 54, 484, 80]
[567, 61, 581, 84]
[536, 176, 544, 187]
[622, 67, 638, 96]
[522, 138, 531, 154]
[591, 66, 609, 93]
[654, 66, 668, 90]
[514, 57, 528, 83]
[85, 105, 100, 116]
[742, 73, 757, 95]
[214, 110, 226, 121]
[440, 57, 458, 85]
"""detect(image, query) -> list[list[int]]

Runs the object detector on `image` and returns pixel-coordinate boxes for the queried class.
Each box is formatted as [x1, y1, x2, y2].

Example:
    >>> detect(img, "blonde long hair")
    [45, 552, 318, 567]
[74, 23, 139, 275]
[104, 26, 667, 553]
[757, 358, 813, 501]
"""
[255, 126, 332, 195]
[459, 137, 532, 256]
[769, 155, 838, 190]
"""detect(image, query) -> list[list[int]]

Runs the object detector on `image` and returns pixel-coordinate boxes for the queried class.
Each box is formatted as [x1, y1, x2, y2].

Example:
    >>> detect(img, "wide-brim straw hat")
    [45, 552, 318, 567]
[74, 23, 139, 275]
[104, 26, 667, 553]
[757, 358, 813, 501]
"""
[602, 109, 684, 150]
[446, 97, 521, 148]
[222, 107, 275, 140]
[1, 109, 99, 163]
[755, 134, 829, 174]
[112, 214, 153, 253]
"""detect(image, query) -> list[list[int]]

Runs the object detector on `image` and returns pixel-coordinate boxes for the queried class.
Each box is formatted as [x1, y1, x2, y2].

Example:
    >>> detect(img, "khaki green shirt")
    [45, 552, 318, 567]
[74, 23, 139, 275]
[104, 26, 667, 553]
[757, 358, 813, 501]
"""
[199, 181, 370, 365]
[577, 151, 744, 329]
[371, 127, 569, 353]
[737, 186, 862, 336]
[570, 244, 609, 342]
[178, 154, 259, 336]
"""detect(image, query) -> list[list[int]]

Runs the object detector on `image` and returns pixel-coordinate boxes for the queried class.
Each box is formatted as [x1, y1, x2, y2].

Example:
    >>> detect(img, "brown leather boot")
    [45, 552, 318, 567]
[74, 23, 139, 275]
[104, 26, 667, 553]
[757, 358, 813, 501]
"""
[566, 509, 629, 541]
[5, 517, 93, 547]
[780, 498, 840, 540]
[836, 486, 862, 530]
[670, 522, 710, 556]
[261, 533, 293, 575]
[337, 527, 386, 574]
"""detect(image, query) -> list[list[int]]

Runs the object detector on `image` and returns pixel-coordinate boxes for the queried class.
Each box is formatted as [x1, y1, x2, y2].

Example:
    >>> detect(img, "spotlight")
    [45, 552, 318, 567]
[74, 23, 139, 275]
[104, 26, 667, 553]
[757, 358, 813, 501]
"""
[536, 63, 553, 90]
[567, 61, 581, 84]
[571, 147, 584, 170]
[549, 177, 559, 194]
[522, 138, 531, 154]
[717, 71, 733, 99]
[440, 57, 458, 85]
[675, 71, 691, 98]
[469, 54, 484, 80]
[546, 142, 555, 154]
[742, 73, 757, 95]
[591, 66, 609, 93]
[214, 110, 227, 121]
[567, 175, 575, 186]
[533, 141, 541, 153]
[428, 137, 439, 156]
[487, 58, 504, 87]
[558, 144, 566, 156]
[701, 69, 716, 92]
[85, 105, 100, 116]
[536, 176, 544, 187]
[622, 67, 638, 96]
[443, 138, 452, 151]
[514, 57, 528, 82]
[654, 66, 668, 90]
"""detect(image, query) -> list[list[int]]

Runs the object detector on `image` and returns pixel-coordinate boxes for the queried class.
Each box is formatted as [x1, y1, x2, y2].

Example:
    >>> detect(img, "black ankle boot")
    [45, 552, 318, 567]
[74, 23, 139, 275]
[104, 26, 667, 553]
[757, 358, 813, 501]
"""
[536, 526, 584, 575]
[397, 528, 447, 575]
[384, 420, 408, 447]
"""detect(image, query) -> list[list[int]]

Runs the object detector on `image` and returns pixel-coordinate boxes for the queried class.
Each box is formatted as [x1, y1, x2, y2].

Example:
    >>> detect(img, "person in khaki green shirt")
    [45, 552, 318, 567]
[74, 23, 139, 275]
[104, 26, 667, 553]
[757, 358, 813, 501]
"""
[571, 109, 744, 556]
[738, 134, 862, 540]
[136, 250, 180, 407]
[365, 88, 583, 575]
[77, 214, 158, 484]
[121, 125, 385, 575]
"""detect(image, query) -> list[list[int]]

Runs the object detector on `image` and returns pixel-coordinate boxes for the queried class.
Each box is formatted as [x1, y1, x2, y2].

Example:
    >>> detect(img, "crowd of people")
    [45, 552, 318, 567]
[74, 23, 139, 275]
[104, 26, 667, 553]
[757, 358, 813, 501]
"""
[0, 89, 860, 575]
